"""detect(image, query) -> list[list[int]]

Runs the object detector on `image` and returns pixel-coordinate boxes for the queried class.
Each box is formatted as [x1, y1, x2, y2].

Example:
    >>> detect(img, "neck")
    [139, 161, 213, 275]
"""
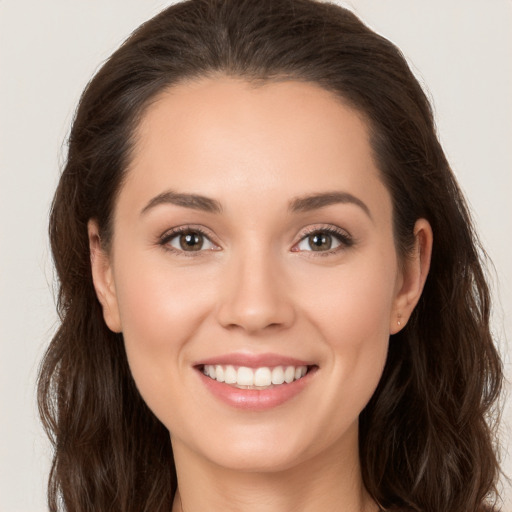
[170, 424, 378, 512]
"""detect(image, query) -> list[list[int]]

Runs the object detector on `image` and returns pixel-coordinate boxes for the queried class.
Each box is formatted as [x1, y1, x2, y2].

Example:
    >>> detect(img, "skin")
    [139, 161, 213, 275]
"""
[89, 77, 432, 512]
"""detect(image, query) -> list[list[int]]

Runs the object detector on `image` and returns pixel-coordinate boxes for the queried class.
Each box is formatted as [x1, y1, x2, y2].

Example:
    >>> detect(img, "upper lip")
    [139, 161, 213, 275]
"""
[194, 352, 315, 368]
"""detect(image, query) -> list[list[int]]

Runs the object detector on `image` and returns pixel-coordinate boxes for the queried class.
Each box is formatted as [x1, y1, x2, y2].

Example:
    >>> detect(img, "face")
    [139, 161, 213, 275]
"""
[90, 77, 429, 473]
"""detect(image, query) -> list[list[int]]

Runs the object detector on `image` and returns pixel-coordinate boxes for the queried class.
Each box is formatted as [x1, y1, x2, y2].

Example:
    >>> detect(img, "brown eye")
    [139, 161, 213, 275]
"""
[307, 233, 332, 251]
[295, 228, 352, 253]
[178, 231, 204, 251]
[163, 229, 217, 253]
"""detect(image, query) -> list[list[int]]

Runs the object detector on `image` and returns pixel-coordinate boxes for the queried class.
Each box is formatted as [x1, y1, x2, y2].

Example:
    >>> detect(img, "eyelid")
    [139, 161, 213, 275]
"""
[291, 224, 354, 254]
[157, 223, 353, 256]
[158, 224, 221, 255]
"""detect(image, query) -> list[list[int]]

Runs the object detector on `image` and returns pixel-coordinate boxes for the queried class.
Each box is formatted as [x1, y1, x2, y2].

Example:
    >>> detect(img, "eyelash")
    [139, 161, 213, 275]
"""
[294, 226, 354, 256]
[158, 225, 219, 257]
[158, 224, 354, 256]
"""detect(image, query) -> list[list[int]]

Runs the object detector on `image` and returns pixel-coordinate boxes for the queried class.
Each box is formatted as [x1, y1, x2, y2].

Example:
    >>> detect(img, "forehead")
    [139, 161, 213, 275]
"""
[121, 76, 390, 220]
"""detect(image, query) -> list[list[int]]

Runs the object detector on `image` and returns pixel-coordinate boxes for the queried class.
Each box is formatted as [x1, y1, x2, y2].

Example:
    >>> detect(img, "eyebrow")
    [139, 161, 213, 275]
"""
[140, 190, 223, 215]
[140, 189, 372, 220]
[289, 191, 372, 220]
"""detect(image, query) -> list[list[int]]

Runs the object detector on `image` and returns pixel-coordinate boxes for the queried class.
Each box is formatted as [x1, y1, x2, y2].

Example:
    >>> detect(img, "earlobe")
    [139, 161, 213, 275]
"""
[390, 218, 433, 334]
[88, 220, 122, 333]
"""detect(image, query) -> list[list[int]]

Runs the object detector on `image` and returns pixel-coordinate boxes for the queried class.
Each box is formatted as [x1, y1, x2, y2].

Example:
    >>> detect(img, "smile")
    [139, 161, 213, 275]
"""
[196, 356, 318, 410]
[202, 364, 309, 389]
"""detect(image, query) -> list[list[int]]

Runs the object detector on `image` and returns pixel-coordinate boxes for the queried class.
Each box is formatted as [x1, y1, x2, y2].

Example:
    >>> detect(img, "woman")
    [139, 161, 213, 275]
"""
[38, 0, 504, 511]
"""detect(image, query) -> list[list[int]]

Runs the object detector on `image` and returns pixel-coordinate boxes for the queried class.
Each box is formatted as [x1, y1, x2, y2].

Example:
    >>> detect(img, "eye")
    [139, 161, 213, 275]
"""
[161, 227, 218, 253]
[294, 227, 353, 253]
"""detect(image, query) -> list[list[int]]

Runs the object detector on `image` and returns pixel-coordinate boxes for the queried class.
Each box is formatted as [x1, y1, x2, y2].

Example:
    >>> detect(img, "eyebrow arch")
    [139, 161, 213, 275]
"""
[140, 190, 223, 215]
[289, 191, 373, 220]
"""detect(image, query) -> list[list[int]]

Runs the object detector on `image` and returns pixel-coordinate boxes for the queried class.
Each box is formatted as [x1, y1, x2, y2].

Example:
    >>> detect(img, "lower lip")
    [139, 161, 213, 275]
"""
[197, 368, 316, 411]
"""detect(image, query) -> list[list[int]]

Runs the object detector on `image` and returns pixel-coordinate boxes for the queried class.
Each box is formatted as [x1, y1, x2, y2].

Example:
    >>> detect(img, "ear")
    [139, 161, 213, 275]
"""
[390, 218, 433, 334]
[88, 220, 122, 333]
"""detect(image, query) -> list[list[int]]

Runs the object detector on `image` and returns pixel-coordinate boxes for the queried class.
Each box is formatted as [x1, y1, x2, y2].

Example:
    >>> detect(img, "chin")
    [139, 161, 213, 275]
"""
[180, 419, 350, 474]
[204, 443, 309, 473]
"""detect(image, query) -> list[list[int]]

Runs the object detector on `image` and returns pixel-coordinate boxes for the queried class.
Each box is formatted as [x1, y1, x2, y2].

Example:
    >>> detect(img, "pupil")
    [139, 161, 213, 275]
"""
[180, 232, 202, 251]
[309, 233, 331, 251]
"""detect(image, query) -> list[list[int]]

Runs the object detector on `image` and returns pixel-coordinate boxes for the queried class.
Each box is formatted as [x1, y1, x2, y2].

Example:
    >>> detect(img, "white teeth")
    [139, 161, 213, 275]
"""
[224, 365, 237, 384]
[254, 367, 272, 387]
[237, 366, 254, 386]
[202, 364, 309, 388]
[215, 365, 225, 382]
[271, 366, 285, 385]
[284, 366, 295, 383]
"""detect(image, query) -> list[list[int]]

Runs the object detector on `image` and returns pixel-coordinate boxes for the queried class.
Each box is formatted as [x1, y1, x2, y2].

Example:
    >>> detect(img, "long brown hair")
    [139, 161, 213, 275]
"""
[38, 1, 503, 510]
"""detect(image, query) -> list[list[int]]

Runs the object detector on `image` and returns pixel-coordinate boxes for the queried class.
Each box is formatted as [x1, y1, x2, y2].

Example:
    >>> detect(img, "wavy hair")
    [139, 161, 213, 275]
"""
[38, 1, 503, 510]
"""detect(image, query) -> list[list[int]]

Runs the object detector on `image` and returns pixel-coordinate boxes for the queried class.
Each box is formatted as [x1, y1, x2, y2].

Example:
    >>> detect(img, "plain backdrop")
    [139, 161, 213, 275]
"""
[1, 1, 510, 510]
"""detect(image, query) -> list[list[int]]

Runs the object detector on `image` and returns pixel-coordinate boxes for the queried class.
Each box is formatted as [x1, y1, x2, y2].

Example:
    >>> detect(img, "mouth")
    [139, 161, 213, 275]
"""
[194, 356, 318, 410]
[199, 364, 315, 390]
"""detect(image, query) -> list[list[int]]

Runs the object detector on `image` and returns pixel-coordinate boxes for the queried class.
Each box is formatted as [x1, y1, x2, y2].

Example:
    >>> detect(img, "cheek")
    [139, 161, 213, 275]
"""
[112, 263, 215, 414]
[298, 252, 397, 400]
[114, 256, 217, 342]
[302, 252, 397, 344]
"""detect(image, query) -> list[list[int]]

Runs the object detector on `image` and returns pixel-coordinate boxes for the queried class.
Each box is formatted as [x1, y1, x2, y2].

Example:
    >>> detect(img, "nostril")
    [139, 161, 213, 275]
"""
[215, 270, 296, 333]
[216, 305, 296, 334]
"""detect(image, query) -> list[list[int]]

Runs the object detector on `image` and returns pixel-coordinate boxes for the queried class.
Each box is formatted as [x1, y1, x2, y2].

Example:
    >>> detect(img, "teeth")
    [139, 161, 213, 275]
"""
[224, 365, 237, 384]
[237, 367, 254, 386]
[271, 366, 285, 385]
[284, 366, 295, 383]
[215, 365, 225, 382]
[203, 364, 309, 388]
[254, 367, 271, 387]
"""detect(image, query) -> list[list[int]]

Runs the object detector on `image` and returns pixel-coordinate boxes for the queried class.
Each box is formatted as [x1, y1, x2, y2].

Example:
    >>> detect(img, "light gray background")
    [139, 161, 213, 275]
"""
[1, 1, 510, 510]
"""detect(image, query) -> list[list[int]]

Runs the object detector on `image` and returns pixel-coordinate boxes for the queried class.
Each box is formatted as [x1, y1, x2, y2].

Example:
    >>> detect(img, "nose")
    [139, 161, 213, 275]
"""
[215, 250, 296, 334]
